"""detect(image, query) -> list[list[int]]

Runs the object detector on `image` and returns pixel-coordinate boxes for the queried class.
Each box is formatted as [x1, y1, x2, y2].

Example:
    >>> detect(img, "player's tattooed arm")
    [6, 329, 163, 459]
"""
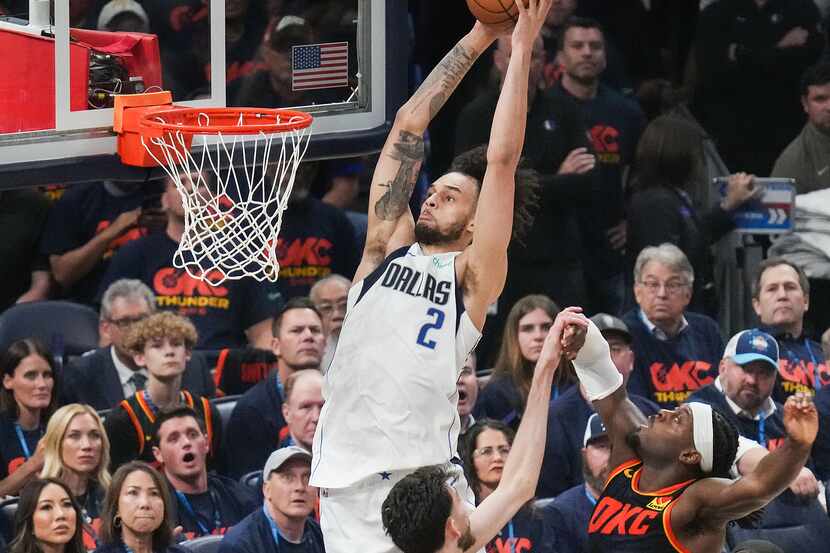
[407, 43, 478, 121]
[374, 130, 425, 221]
[396, 27, 495, 130]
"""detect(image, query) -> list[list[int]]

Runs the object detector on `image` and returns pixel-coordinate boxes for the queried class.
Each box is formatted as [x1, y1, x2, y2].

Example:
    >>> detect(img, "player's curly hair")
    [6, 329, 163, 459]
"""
[710, 409, 739, 479]
[123, 312, 198, 355]
[382, 465, 453, 553]
[448, 145, 540, 245]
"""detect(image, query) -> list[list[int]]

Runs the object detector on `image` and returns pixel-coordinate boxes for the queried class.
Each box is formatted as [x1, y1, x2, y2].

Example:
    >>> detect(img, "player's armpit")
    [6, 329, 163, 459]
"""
[592, 388, 646, 469]
[670, 477, 756, 530]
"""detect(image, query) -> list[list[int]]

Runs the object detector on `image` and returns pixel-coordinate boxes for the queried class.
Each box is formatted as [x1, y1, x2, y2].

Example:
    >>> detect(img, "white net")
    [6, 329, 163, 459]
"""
[141, 111, 312, 285]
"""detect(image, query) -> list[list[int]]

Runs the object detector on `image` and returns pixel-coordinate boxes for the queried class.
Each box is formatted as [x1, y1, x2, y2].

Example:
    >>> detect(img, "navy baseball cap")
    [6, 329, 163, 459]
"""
[724, 329, 780, 372]
[583, 413, 608, 447]
[590, 313, 632, 343]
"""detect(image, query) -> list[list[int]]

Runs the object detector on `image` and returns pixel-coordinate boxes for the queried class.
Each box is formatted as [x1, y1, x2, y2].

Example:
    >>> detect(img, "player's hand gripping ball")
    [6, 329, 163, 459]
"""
[466, 0, 529, 25]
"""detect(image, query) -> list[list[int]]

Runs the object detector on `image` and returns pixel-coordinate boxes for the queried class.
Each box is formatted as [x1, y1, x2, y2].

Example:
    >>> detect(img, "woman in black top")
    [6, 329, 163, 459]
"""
[41, 403, 111, 550]
[8, 478, 86, 553]
[96, 462, 187, 553]
[0, 339, 58, 496]
[627, 115, 758, 315]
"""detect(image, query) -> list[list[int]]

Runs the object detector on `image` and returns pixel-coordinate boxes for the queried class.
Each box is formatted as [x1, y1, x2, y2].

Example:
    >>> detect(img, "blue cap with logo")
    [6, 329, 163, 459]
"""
[583, 413, 608, 447]
[723, 329, 780, 372]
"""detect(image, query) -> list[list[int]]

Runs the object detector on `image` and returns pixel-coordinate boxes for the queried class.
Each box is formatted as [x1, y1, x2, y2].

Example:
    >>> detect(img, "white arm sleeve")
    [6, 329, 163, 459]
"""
[729, 436, 764, 479]
[572, 320, 624, 401]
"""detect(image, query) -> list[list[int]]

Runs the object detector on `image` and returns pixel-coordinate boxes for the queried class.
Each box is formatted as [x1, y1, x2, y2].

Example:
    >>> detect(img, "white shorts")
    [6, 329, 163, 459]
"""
[319, 462, 475, 553]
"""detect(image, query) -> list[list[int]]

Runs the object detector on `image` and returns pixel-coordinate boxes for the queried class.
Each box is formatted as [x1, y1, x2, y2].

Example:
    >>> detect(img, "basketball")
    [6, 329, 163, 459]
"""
[466, 0, 527, 25]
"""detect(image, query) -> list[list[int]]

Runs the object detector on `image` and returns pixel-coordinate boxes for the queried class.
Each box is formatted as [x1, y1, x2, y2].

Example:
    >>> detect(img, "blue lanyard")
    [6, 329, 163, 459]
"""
[758, 417, 766, 449]
[14, 423, 38, 460]
[584, 485, 597, 506]
[263, 505, 285, 551]
[506, 519, 515, 553]
[175, 489, 221, 536]
[275, 373, 284, 399]
[262, 505, 318, 553]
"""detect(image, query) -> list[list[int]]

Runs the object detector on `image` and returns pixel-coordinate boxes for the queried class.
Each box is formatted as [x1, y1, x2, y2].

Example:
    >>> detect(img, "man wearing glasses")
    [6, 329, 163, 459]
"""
[60, 278, 215, 410]
[622, 243, 724, 409]
[309, 274, 350, 373]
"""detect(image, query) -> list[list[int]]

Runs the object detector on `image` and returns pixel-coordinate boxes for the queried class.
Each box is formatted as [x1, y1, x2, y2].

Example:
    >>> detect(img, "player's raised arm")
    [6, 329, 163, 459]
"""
[461, 0, 550, 327]
[356, 23, 501, 283]
[571, 319, 648, 469]
[467, 308, 587, 552]
[678, 393, 817, 526]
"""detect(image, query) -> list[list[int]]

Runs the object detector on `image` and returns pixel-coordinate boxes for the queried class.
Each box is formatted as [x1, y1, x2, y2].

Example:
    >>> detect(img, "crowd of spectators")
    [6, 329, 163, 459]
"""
[4, 0, 830, 552]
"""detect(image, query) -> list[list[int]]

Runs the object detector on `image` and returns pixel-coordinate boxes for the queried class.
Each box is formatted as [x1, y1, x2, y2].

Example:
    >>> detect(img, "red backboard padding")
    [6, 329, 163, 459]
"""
[0, 28, 161, 133]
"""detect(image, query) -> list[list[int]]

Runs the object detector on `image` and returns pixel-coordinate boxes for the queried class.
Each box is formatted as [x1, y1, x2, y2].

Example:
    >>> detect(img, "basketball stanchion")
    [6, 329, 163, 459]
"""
[113, 91, 313, 285]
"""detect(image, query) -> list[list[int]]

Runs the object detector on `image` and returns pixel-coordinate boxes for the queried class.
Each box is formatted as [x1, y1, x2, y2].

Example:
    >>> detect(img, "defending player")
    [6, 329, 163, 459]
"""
[382, 308, 587, 553]
[309, 1, 550, 552]
[571, 319, 818, 552]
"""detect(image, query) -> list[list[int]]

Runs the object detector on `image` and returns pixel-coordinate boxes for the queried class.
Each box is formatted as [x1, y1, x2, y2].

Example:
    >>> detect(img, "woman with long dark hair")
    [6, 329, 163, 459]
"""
[8, 478, 85, 553]
[627, 114, 758, 314]
[478, 295, 575, 427]
[96, 462, 186, 553]
[0, 339, 58, 497]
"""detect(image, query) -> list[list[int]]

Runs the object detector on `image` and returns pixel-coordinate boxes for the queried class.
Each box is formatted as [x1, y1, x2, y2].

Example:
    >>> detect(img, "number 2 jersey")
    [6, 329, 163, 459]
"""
[588, 459, 696, 553]
[310, 243, 481, 488]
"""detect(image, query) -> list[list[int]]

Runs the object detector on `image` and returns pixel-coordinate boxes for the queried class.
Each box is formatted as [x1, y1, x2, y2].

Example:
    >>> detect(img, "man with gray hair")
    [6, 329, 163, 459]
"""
[309, 274, 350, 371]
[60, 278, 215, 410]
[622, 243, 724, 409]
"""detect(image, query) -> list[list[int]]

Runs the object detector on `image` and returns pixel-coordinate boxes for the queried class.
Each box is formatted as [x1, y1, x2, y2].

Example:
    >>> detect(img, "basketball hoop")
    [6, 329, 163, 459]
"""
[114, 92, 313, 286]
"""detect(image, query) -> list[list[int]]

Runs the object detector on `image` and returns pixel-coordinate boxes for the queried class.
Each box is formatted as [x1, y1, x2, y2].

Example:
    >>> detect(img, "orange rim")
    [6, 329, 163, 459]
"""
[139, 107, 313, 135]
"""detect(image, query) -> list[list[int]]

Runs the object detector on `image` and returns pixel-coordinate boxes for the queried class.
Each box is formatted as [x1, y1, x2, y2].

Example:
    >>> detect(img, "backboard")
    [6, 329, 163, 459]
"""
[0, 0, 406, 188]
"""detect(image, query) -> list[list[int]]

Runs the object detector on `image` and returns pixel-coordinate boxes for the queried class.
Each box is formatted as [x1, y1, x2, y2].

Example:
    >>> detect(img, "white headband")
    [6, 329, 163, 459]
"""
[687, 402, 714, 473]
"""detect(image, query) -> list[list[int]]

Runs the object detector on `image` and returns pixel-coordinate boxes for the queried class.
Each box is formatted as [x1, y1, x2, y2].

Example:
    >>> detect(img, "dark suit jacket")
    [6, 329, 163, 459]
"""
[60, 347, 215, 411]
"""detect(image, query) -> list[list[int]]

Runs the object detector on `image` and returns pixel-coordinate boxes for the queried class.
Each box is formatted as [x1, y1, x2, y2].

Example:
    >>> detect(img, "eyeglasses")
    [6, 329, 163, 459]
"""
[316, 299, 347, 315]
[609, 343, 632, 355]
[638, 279, 689, 296]
[107, 315, 148, 329]
[473, 445, 511, 458]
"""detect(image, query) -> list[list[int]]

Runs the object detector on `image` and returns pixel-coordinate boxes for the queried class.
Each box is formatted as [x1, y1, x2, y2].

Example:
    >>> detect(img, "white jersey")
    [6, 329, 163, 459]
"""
[310, 243, 481, 488]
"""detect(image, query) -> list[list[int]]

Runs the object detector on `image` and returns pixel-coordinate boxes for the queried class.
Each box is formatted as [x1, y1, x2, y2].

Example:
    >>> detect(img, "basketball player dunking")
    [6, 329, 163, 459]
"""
[570, 319, 818, 552]
[309, 1, 551, 552]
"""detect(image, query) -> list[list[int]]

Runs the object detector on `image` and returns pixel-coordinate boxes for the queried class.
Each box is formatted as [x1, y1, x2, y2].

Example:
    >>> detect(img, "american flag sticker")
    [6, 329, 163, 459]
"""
[291, 41, 349, 91]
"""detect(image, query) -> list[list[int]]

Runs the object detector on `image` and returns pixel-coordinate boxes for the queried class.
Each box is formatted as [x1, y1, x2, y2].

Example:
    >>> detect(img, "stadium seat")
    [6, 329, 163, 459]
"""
[240, 470, 262, 490]
[0, 301, 99, 360]
[0, 497, 18, 545]
[211, 395, 239, 435]
[180, 534, 223, 553]
[725, 491, 830, 552]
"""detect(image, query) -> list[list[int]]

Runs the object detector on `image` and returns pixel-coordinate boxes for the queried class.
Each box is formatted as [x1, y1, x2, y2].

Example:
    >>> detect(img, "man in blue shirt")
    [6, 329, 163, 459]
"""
[751, 258, 827, 400]
[219, 446, 324, 553]
[543, 413, 609, 553]
[623, 244, 724, 408]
